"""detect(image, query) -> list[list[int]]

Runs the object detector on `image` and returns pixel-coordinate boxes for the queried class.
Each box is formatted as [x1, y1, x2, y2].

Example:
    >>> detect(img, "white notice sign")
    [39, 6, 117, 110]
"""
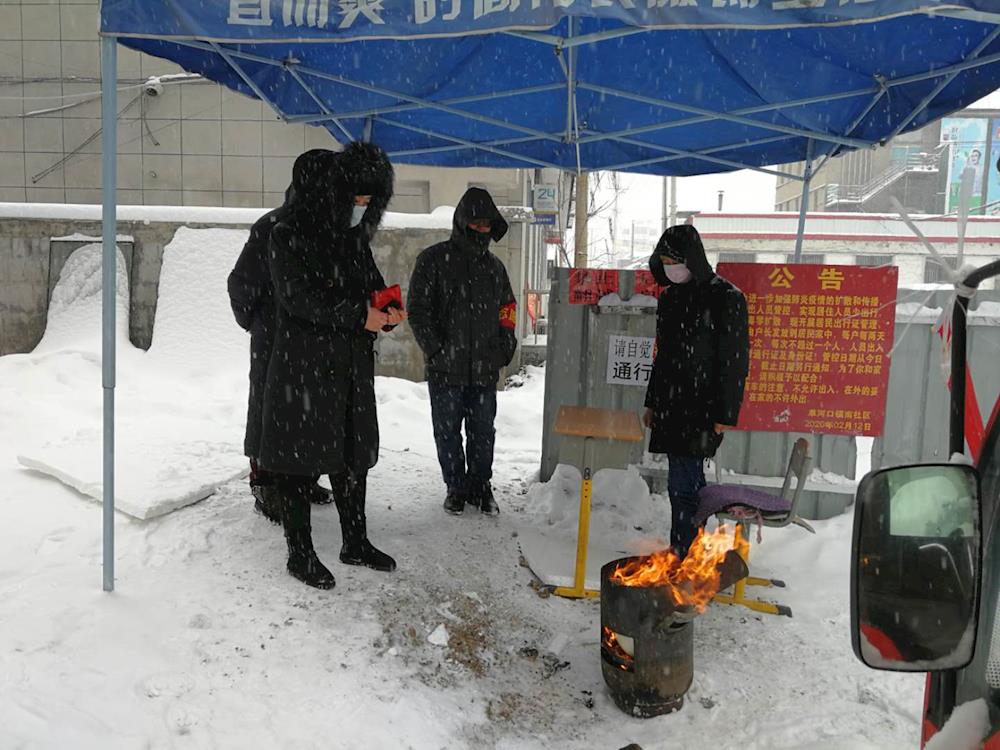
[606, 334, 655, 387]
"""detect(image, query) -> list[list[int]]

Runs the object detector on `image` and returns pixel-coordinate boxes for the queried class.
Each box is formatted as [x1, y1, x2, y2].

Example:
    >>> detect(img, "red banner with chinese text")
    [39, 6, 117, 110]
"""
[634, 270, 665, 299]
[717, 263, 898, 437]
[568, 269, 620, 305]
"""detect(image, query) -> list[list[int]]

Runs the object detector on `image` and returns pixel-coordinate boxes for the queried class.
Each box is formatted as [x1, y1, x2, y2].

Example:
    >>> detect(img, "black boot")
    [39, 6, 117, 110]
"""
[336, 473, 396, 572]
[306, 482, 333, 505]
[478, 485, 500, 516]
[254, 485, 281, 525]
[469, 479, 499, 516]
[280, 483, 335, 589]
[443, 487, 466, 515]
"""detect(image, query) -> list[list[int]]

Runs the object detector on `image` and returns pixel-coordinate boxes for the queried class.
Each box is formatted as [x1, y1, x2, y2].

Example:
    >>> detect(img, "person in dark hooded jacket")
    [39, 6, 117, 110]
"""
[642, 224, 750, 558]
[407, 188, 517, 516]
[258, 141, 402, 590]
[226, 149, 334, 517]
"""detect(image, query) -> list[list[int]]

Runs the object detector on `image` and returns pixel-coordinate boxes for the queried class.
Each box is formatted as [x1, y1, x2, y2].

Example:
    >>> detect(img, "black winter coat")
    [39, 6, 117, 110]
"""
[228, 205, 287, 459]
[257, 142, 394, 476]
[644, 225, 749, 458]
[227, 149, 330, 461]
[407, 188, 518, 388]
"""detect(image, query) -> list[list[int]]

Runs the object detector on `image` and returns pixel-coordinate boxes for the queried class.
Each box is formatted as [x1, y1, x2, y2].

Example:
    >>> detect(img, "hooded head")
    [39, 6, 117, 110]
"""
[284, 148, 335, 207]
[328, 140, 395, 237]
[451, 187, 509, 255]
[649, 224, 714, 286]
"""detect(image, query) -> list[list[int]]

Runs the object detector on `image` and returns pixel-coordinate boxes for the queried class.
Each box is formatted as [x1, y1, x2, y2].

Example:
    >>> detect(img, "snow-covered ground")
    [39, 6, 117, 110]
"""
[0, 228, 926, 749]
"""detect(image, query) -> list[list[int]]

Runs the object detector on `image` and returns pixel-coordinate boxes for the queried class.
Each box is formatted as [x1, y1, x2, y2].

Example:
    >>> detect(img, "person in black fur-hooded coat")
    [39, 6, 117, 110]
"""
[258, 141, 401, 589]
[226, 149, 335, 514]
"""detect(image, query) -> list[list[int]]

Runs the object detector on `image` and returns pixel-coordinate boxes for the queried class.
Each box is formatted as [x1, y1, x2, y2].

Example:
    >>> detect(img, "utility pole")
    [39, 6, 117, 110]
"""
[661, 176, 668, 232]
[574, 171, 589, 268]
[669, 176, 677, 228]
[630, 219, 635, 261]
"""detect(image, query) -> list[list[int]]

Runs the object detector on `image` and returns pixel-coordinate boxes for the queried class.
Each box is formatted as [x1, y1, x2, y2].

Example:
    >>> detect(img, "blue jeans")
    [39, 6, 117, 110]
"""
[428, 382, 497, 494]
[667, 454, 706, 557]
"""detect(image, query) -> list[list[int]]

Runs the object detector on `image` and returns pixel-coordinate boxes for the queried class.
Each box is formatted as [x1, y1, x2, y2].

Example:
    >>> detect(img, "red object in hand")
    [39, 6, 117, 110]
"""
[371, 284, 402, 312]
[371, 284, 403, 332]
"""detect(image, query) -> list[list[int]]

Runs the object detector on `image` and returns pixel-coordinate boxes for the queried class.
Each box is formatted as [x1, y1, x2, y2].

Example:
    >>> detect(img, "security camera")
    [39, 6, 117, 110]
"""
[143, 78, 164, 97]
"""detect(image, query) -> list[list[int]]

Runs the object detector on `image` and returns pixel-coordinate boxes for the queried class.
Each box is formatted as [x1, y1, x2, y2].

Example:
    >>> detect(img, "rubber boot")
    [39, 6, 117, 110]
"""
[469, 479, 499, 516]
[254, 485, 281, 525]
[336, 473, 396, 572]
[444, 487, 466, 515]
[306, 481, 334, 506]
[280, 482, 335, 589]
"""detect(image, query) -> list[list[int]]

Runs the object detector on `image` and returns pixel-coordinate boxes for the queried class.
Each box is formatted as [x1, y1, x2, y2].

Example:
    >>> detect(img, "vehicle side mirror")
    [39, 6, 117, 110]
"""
[851, 464, 981, 672]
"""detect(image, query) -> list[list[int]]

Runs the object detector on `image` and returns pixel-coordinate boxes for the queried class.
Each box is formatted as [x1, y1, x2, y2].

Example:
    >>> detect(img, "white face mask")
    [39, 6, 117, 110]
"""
[349, 204, 367, 228]
[664, 263, 693, 284]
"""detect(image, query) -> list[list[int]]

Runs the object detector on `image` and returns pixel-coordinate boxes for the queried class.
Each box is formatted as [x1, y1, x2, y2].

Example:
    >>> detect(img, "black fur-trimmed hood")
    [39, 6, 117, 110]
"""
[329, 140, 395, 237]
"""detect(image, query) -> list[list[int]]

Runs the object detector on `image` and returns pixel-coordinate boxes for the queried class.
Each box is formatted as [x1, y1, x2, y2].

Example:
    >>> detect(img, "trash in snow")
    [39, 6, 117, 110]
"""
[427, 624, 449, 647]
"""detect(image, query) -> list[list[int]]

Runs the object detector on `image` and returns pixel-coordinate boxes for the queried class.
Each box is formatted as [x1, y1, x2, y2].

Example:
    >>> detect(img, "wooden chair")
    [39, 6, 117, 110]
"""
[552, 405, 645, 599]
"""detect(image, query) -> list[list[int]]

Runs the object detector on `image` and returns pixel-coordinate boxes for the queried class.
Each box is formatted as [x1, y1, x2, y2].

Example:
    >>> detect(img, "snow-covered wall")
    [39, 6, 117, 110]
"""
[0, 204, 531, 384]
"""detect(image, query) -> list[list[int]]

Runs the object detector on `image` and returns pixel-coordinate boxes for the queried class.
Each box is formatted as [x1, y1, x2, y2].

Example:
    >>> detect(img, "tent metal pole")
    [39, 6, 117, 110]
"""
[793, 139, 815, 263]
[180, 38, 1000, 141]
[288, 84, 566, 124]
[376, 115, 560, 169]
[363, 117, 373, 142]
[177, 41, 562, 143]
[209, 41, 289, 123]
[100, 34, 118, 593]
[603, 134, 801, 178]
[576, 83, 872, 150]
[292, 83, 864, 129]
[284, 65, 353, 142]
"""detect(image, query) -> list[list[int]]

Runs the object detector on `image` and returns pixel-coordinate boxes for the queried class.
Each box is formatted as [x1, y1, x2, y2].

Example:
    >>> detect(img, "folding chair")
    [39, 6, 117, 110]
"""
[697, 438, 814, 617]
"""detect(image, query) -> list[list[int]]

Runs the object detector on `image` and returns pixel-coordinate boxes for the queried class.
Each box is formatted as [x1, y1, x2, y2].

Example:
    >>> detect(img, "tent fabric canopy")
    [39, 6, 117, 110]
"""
[101, 2, 1000, 176]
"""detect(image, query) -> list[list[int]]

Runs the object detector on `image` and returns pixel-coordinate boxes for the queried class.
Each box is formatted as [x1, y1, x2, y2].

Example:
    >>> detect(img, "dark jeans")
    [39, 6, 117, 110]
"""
[667, 454, 707, 557]
[428, 381, 497, 494]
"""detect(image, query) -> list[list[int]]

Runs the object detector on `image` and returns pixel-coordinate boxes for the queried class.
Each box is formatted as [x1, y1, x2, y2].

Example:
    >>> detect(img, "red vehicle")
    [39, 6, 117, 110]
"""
[851, 260, 1000, 747]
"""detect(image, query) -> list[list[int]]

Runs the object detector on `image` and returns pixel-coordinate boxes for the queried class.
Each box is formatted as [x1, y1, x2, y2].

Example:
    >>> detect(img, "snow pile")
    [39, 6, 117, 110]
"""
[33, 244, 131, 354]
[924, 699, 989, 750]
[0, 347, 928, 747]
[0, 202, 527, 231]
[13, 228, 250, 519]
[598, 292, 658, 308]
[0, 225, 931, 747]
[146, 227, 249, 378]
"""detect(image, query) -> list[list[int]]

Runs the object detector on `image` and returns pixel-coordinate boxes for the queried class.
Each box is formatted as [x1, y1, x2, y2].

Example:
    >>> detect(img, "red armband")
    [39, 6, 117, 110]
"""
[371, 284, 402, 312]
[499, 302, 517, 330]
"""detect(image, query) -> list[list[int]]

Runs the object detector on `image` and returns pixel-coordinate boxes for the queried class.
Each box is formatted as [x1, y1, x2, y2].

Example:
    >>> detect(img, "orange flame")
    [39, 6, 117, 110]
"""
[609, 526, 738, 612]
[601, 626, 632, 671]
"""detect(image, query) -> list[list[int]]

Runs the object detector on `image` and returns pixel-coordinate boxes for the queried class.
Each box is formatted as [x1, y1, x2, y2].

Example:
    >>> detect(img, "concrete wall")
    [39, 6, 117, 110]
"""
[0, 213, 528, 384]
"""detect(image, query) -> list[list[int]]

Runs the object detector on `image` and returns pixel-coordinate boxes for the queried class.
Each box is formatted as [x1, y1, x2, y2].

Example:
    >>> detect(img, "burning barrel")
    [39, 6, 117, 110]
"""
[600, 529, 749, 717]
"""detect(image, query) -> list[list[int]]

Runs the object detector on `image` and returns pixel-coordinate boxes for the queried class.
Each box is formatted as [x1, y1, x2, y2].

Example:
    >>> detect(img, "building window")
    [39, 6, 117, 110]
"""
[856, 255, 893, 267]
[718, 252, 756, 264]
[786, 253, 825, 264]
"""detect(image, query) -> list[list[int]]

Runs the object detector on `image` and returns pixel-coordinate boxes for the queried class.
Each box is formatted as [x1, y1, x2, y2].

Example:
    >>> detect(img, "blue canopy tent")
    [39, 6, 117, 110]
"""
[97, 1, 1000, 590]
